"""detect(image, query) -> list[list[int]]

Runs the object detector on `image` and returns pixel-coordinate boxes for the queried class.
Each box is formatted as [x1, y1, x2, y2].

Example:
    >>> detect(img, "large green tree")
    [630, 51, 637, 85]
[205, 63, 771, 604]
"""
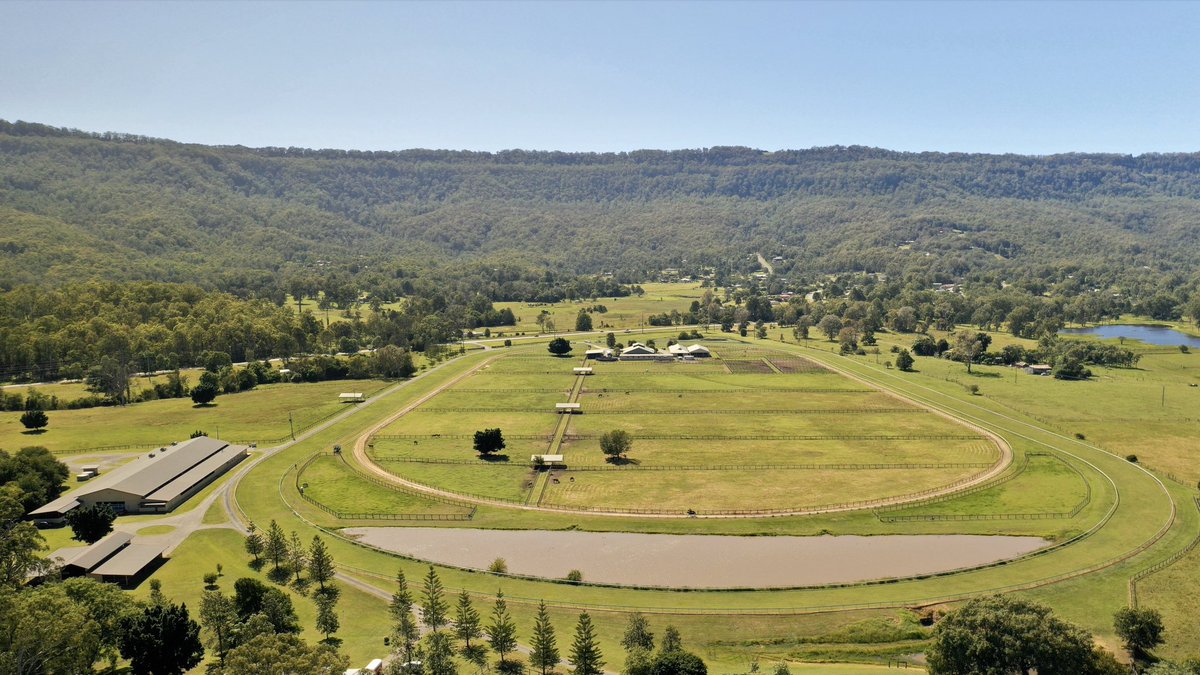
[118, 602, 205, 675]
[65, 503, 116, 543]
[1114, 606, 1166, 659]
[0, 582, 103, 674]
[0, 446, 69, 511]
[927, 595, 1120, 675]
[548, 337, 572, 356]
[215, 631, 348, 675]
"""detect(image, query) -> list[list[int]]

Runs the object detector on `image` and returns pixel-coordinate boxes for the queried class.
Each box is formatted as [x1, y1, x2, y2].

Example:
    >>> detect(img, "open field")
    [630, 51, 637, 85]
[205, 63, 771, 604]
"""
[363, 345, 1002, 513]
[492, 282, 709, 334]
[37, 324, 1200, 670]
[0, 379, 389, 452]
[538, 465, 986, 512]
[297, 454, 474, 516]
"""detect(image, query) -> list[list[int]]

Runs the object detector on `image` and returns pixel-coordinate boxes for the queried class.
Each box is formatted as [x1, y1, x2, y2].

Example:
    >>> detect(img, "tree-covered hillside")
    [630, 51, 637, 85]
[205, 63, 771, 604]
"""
[3, 120, 1200, 298]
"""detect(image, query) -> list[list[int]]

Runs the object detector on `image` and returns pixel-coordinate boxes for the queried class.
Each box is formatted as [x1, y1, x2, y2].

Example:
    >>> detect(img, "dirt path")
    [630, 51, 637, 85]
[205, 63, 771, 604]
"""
[349, 351, 1014, 519]
[756, 252, 774, 275]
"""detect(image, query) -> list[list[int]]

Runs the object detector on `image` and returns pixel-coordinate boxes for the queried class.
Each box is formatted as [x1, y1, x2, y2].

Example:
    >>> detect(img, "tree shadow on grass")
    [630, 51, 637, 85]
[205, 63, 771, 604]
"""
[267, 566, 292, 585]
[248, 558, 265, 572]
[479, 454, 510, 463]
[605, 456, 640, 466]
[20, 429, 47, 435]
[968, 371, 1002, 378]
[191, 403, 218, 409]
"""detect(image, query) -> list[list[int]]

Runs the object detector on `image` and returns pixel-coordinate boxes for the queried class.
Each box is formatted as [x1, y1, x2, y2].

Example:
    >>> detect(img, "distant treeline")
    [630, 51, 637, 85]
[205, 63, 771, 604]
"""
[0, 273, 631, 383]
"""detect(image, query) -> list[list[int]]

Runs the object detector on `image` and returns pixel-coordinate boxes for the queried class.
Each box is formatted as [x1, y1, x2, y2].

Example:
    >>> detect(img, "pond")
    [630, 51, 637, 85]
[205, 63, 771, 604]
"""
[1059, 324, 1200, 349]
[343, 527, 1048, 589]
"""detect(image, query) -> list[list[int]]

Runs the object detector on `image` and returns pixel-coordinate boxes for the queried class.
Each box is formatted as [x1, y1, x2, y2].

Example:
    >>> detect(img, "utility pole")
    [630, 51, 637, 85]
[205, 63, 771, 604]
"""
[289, 412, 295, 441]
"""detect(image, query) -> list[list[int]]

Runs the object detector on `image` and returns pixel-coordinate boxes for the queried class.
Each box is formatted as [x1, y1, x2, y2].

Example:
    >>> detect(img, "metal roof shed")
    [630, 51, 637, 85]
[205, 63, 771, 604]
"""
[88, 542, 166, 587]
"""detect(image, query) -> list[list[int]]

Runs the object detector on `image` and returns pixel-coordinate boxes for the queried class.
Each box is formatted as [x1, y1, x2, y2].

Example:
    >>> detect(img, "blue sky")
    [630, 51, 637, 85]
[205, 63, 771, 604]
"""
[2, 1, 1198, 154]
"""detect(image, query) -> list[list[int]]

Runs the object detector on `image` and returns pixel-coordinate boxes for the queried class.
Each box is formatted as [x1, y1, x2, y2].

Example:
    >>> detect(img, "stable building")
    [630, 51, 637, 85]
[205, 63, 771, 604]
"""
[619, 343, 673, 362]
[29, 436, 249, 523]
[46, 532, 165, 588]
[48, 532, 133, 578]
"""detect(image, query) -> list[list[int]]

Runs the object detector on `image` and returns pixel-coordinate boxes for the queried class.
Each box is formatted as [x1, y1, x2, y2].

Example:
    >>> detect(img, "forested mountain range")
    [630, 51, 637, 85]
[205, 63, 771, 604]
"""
[3, 119, 1200, 301]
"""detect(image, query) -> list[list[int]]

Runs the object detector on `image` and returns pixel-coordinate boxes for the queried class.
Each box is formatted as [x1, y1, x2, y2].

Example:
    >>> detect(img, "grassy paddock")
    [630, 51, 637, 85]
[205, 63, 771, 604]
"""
[298, 454, 474, 516]
[0, 379, 390, 452]
[538, 465, 984, 512]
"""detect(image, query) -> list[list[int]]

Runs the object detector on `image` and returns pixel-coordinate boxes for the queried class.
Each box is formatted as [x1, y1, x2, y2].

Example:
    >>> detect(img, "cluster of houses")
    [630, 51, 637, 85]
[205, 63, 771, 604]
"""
[585, 342, 711, 362]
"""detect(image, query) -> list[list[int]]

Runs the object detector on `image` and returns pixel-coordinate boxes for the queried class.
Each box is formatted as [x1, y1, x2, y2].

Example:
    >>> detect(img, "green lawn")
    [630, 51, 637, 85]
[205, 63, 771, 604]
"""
[378, 461, 535, 502]
[492, 282, 709, 334]
[885, 453, 1092, 517]
[556, 437, 998, 468]
[538, 465, 983, 512]
[0, 379, 389, 452]
[298, 454, 474, 516]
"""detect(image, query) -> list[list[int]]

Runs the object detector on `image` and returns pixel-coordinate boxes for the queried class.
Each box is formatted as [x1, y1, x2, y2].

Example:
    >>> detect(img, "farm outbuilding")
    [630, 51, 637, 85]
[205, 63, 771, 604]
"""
[89, 543, 166, 587]
[28, 436, 249, 522]
[48, 532, 134, 578]
[339, 392, 365, 402]
[555, 403, 582, 414]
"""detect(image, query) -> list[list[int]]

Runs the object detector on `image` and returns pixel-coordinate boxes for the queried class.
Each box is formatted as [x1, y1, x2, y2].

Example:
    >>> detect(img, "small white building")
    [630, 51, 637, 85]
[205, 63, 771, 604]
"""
[573, 367, 593, 375]
[531, 454, 565, 466]
[339, 392, 365, 402]
[555, 402, 582, 414]
[686, 344, 711, 357]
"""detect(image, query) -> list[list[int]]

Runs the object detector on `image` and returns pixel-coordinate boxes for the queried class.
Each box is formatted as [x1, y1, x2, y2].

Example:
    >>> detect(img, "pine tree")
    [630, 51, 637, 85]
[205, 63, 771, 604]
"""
[529, 600, 560, 675]
[421, 566, 449, 631]
[454, 589, 483, 649]
[244, 524, 264, 564]
[425, 630, 459, 675]
[315, 592, 340, 641]
[390, 570, 421, 663]
[487, 590, 518, 668]
[287, 531, 307, 582]
[308, 536, 335, 590]
[659, 626, 683, 654]
[621, 613, 654, 652]
[265, 520, 287, 569]
[570, 612, 604, 675]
